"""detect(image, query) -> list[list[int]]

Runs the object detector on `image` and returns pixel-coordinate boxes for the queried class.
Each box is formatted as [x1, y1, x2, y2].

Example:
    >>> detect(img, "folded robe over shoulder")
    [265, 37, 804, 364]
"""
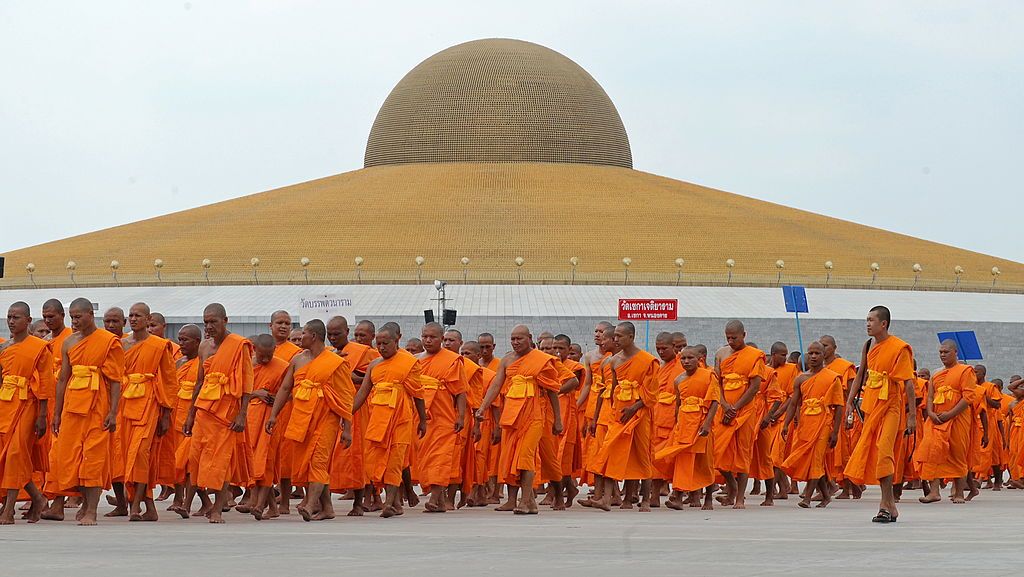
[117, 336, 175, 487]
[651, 357, 684, 481]
[363, 350, 423, 486]
[594, 350, 660, 482]
[654, 367, 720, 491]
[330, 341, 380, 492]
[52, 330, 125, 491]
[286, 350, 353, 486]
[750, 363, 786, 480]
[246, 356, 289, 486]
[913, 364, 976, 480]
[187, 333, 253, 490]
[172, 356, 200, 481]
[781, 368, 843, 481]
[416, 348, 467, 489]
[497, 349, 560, 485]
[843, 336, 914, 485]
[713, 346, 766, 474]
[0, 336, 54, 490]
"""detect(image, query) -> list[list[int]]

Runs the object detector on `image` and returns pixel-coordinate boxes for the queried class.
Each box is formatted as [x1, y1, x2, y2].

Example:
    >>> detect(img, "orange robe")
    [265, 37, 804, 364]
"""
[246, 357, 289, 487]
[651, 357, 685, 481]
[1007, 400, 1024, 479]
[458, 358, 484, 491]
[286, 350, 353, 486]
[558, 358, 584, 480]
[913, 364, 976, 479]
[186, 334, 253, 490]
[713, 346, 767, 474]
[41, 327, 74, 497]
[583, 353, 613, 479]
[750, 364, 786, 480]
[781, 369, 843, 481]
[654, 368, 720, 491]
[824, 357, 856, 480]
[475, 366, 498, 482]
[416, 348, 467, 489]
[768, 363, 800, 468]
[272, 340, 302, 481]
[594, 350, 660, 481]
[497, 349, 560, 485]
[0, 336, 54, 490]
[901, 376, 929, 482]
[843, 336, 914, 485]
[116, 336, 176, 487]
[538, 355, 575, 483]
[971, 381, 1000, 475]
[483, 357, 500, 373]
[172, 357, 199, 481]
[52, 330, 125, 491]
[330, 341, 380, 492]
[363, 350, 423, 486]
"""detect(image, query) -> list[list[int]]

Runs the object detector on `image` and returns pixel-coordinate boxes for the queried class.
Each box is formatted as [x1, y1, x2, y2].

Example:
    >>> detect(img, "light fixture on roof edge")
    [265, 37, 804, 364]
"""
[250, 257, 260, 285]
[354, 256, 363, 284]
[514, 256, 524, 284]
[912, 263, 922, 290]
[775, 259, 785, 286]
[824, 261, 833, 287]
[110, 260, 120, 286]
[201, 258, 211, 285]
[66, 260, 77, 288]
[622, 257, 631, 285]
[675, 258, 685, 286]
[300, 257, 311, 283]
[569, 257, 578, 285]
[414, 256, 425, 284]
[869, 262, 880, 287]
[991, 266, 1001, 292]
[460, 257, 470, 282]
[154, 259, 164, 283]
[952, 265, 964, 292]
[725, 258, 735, 286]
[26, 263, 36, 288]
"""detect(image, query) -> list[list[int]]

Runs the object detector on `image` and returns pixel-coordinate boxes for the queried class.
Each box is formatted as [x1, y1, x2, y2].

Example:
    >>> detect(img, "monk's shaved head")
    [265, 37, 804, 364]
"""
[253, 333, 276, 349]
[204, 303, 227, 319]
[305, 319, 327, 342]
[595, 321, 613, 331]
[461, 340, 481, 354]
[270, 310, 291, 322]
[179, 324, 202, 340]
[381, 322, 401, 338]
[327, 316, 349, 331]
[820, 335, 836, 347]
[554, 334, 572, 345]
[69, 298, 92, 313]
[42, 298, 65, 314]
[9, 301, 30, 316]
[511, 324, 531, 338]
[150, 312, 166, 324]
[940, 338, 958, 352]
[105, 306, 124, 318]
[616, 322, 636, 337]
[771, 341, 788, 355]
[422, 322, 444, 336]
[131, 302, 151, 316]
[656, 331, 674, 344]
[357, 320, 376, 332]
[725, 320, 745, 333]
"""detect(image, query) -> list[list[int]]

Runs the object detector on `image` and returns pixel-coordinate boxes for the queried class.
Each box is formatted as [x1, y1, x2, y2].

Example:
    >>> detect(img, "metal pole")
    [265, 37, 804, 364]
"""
[645, 320, 651, 352]
[794, 311, 805, 369]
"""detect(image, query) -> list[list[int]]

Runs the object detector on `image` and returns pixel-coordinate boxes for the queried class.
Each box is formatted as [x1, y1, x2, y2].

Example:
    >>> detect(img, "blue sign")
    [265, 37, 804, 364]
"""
[782, 286, 809, 314]
[936, 331, 983, 361]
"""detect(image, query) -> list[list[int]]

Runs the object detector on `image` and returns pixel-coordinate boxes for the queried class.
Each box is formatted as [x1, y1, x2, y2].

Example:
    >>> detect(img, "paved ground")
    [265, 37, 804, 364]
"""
[3, 487, 1020, 577]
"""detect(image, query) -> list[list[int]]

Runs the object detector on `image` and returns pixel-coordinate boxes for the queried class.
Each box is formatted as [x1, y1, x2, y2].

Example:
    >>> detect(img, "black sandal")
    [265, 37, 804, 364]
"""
[871, 509, 896, 523]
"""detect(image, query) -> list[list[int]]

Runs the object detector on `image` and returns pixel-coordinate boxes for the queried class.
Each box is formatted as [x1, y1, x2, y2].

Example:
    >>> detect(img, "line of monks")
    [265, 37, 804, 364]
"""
[1, 299, 1022, 526]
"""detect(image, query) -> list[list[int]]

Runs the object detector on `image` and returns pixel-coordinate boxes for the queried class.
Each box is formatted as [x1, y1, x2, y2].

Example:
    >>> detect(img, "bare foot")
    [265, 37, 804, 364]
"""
[26, 496, 47, 523]
[701, 502, 714, 511]
[195, 503, 213, 517]
[951, 495, 966, 504]
[76, 507, 86, 522]
[170, 505, 189, 519]
[733, 500, 746, 510]
[638, 503, 651, 512]
[423, 501, 445, 513]
[919, 495, 941, 504]
[0, 510, 14, 525]
[513, 504, 530, 515]
[716, 495, 734, 506]
[566, 485, 579, 507]
[760, 498, 774, 507]
[207, 511, 225, 523]
[348, 505, 364, 517]
[297, 506, 312, 521]
[577, 498, 594, 508]
[235, 504, 252, 514]
[665, 500, 684, 511]
[619, 500, 634, 510]
[129, 513, 144, 522]
[798, 497, 811, 508]
[835, 491, 851, 500]
[311, 510, 335, 521]
[104, 507, 128, 518]
[816, 496, 831, 508]
[496, 500, 517, 512]
[406, 493, 420, 508]
[252, 508, 263, 521]
[593, 499, 611, 512]
[381, 506, 398, 518]
[78, 510, 98, 526]
[40, 508, 65, 522]
[966, 487, 979, 502]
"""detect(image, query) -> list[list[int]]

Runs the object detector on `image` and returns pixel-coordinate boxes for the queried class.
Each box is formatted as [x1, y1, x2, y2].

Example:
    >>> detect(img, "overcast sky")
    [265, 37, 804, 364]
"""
[2, 1, 1022, 262]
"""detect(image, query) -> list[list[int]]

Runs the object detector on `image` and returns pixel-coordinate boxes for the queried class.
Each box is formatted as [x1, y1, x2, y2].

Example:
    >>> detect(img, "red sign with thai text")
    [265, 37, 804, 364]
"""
[617, 299, 678, 321]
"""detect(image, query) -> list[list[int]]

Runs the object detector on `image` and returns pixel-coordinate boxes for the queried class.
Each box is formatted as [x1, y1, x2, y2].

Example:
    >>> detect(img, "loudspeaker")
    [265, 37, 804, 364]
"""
[442, 309, 457, 326]
[423, 309, 435, 324]
[0, 256, 5, 279]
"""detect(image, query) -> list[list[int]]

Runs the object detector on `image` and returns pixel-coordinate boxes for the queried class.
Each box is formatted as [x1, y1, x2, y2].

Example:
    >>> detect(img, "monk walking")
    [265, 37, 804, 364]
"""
[713, 320, 766, 509]
[478, 333, 501, 372]
[415, 323, 468, 512]
[592, 322, 661, 512]
[477, 325, 562, 514]
[654, 346, 720, 510]
[0, 302, 54, 524]
[241, 334, 289, 518]
[914, 339, 977, 503]
[843, 306, 917, 523]
[650, 332, 684, 507]
[352, 324, 427, 518]
[168, 325, 211, 517]
[266, 320, 353, 521]
[780, 342, 843, 508]
[182, 303, 254, 523]
[50, 298, 125, 525]
[821, 335, 860, 499]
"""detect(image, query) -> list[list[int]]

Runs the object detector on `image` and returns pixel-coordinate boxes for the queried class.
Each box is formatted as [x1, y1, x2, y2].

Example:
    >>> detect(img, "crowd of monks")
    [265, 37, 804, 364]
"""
[1, 298, 1022, 526]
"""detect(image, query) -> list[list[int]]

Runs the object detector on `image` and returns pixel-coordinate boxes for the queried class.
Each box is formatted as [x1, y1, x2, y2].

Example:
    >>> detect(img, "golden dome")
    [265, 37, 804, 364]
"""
[364, 38, 631, 168]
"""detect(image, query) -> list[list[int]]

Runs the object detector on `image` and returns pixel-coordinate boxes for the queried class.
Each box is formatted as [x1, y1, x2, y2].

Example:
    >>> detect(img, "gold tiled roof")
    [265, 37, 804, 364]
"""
[3, 162, 1020, 291]
[364, 39, 631, 168]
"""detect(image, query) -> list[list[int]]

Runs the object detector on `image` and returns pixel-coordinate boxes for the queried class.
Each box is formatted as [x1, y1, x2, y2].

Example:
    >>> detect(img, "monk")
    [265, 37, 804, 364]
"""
[29, 320, 50, 340]
[713, 320, 766, 509]
[267, 320, 353, 521]
[650, 332, 684, 507]
[968, 365, 996, 499]
[443, 329, 483, 509]
[1006, 377, 1024, 488]
[821, 335, 860, 499]
[327, 315, 381, 515]
[568, 344, 583, 363]
[914, 339, 977, 504]
[352, 324, 427, 517]
[416, 323, 468, 512]
[0, 302, 54, 524]
[103, 307, 126, 337]
[655, 346, 720, 510]
[843, 306, 917, 523]
[405, 338, 424, 355]
[781, 342, 843, 508]
[240, 334, 289, 518]
[353, 320, 376, 347]
[750, 343, 787, 506]
[50, 297, 125, 525]
[551, 334, 583, 509]
[182, 303, 254, 523]
[148, 313, 182, 360]
[535, 336, 577, 509]
[269, 310, 301, 511]
[147, 311, 183, 503]
[477, 325, 561, 514]
[478, 332, 500, 372]
[168, 325, 211, 518]
[671, 332, 687, 355]
[592, 322, 661, 512]
[459, 340, 500, 507]
[578, 322, 618, 507]
[40, 299, 78, 518]
[108, 302, 176, 521]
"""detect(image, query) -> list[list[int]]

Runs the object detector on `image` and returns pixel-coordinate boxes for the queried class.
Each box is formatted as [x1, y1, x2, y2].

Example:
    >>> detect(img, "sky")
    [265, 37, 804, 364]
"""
[2, 1, 1022, 261]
